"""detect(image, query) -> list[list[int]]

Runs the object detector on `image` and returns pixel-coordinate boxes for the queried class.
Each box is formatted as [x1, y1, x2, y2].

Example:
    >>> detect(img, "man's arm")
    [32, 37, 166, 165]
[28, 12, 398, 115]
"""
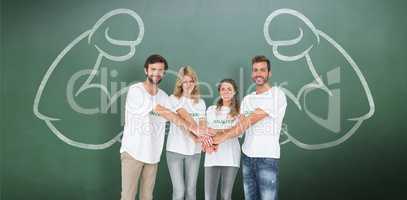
[212, 108, 268, 144]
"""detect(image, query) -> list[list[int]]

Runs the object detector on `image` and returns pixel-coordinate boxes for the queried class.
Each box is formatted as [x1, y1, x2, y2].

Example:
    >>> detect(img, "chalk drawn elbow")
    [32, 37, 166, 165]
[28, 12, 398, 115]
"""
[33, 96, 61, 122]
[317, 30, 376, 122]
[32, 31, 91, 122]
[347, 100, 375, 122]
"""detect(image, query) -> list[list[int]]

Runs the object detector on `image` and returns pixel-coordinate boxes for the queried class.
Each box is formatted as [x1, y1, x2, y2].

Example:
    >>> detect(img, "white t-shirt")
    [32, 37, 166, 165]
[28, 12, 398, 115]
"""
[204, 105, 241, 167]
[120, 82, 175, 164]
[166, 95, 206, 155]
[241, 86, 287, 159]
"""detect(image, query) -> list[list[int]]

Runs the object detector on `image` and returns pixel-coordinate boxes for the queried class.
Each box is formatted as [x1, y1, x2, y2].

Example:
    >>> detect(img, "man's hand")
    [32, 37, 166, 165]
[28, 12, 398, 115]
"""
[199, 134, 221, 153]
[197, 128, 221, 153]
[203, 144, 218, 153]
[198, 135, 213, 147]
[212, 132, 228, 145]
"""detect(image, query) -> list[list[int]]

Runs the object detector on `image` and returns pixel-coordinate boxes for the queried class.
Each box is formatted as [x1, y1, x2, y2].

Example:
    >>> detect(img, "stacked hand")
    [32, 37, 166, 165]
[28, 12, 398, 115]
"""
[199, 135, 218, 153]
[197, 128, 218, 153]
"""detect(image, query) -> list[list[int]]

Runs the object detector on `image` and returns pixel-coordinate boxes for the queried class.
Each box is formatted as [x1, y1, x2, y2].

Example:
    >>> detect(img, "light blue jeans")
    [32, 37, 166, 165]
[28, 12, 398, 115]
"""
[166, 151, 201, 200]
[242, 153, 279, 200]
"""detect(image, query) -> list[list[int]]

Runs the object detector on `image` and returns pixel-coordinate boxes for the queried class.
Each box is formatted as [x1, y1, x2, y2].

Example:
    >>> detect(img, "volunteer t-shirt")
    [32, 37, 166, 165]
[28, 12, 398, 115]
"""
[204, 105, 241, 167]
[166, 95, 206, 155]
[120, 82, 175, 164]
[241, 86, 287, 159]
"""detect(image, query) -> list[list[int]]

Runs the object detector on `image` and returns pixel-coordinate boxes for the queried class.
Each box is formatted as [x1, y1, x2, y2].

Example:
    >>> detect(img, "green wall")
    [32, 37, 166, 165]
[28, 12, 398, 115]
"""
[2, 0, 406, 199]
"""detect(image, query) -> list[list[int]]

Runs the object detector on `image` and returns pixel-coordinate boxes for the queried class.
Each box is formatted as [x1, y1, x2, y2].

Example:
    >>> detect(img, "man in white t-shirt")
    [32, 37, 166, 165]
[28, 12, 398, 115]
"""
[212, 55, 287, 200]
[120, 54, 212, 200]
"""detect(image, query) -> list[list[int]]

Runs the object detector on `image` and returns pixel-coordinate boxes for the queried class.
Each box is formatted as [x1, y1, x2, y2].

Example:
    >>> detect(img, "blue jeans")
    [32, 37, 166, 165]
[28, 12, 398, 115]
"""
[242, 153, 279, 200]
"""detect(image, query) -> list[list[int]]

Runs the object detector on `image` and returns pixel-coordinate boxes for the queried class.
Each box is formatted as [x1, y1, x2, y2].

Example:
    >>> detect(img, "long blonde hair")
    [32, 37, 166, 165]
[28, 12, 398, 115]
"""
[173, 66, 200, 103]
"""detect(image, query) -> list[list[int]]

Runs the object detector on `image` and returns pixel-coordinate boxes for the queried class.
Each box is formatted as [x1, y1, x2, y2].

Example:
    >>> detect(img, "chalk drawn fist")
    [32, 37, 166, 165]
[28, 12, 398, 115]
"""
[263, 9, 375, 150]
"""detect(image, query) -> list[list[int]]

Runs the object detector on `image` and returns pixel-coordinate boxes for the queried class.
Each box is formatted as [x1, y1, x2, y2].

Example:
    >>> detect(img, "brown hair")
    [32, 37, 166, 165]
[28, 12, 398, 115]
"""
[144, 54, 168, 70]
[216, 79, 240, 117]
[173, 66, 200, 103]
[251, 55, 270, 72]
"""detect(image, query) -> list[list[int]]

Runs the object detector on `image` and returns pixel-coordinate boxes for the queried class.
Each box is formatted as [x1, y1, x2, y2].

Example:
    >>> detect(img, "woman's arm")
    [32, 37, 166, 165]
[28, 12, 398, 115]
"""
[154, 104, 214, 135]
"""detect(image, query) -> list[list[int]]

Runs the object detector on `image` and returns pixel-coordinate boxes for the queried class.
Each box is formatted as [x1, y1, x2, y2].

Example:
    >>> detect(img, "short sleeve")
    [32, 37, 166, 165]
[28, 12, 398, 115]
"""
[258, 88, 287, 119]
[125, 85, 151, 115]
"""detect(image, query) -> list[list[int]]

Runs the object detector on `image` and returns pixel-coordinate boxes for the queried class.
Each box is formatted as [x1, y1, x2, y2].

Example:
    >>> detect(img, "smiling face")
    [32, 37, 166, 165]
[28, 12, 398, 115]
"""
[145, 62, 166, 85]
[219, 82, 235, 103]
[181, 75, 196, 96]
[251, 61, 271, 86]
[173, 66, 201, 102]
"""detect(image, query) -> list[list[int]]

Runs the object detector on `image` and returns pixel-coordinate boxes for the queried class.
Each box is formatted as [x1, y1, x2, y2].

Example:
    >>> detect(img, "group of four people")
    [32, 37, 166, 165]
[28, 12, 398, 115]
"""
[119, 54, 287, 200]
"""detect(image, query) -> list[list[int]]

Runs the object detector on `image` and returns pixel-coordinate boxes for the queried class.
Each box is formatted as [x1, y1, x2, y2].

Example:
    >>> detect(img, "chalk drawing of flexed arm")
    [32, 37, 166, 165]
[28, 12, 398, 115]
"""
[263, 8, 375, 150]
[33, 9, 144, 150]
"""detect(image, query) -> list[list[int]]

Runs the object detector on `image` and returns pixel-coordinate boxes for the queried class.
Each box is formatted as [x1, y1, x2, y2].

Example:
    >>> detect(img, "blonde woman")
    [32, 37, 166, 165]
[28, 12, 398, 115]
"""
[204, 79, 241, 200]
[166, 66, 207, 200]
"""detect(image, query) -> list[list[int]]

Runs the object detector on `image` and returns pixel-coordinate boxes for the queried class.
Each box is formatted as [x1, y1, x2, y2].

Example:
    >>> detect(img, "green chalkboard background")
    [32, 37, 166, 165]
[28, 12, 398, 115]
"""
[2, 0, 406, 199]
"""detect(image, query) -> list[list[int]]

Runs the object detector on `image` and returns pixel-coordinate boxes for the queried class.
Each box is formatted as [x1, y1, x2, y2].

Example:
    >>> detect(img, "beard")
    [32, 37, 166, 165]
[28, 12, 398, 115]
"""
[147, 75, 162, 85]
[253, 76, 268, 86]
